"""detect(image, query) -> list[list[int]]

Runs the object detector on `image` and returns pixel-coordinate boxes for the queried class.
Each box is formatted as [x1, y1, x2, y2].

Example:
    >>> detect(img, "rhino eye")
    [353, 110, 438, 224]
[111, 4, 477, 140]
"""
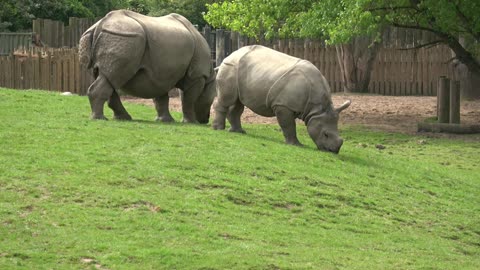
[323, 132, 329, 139]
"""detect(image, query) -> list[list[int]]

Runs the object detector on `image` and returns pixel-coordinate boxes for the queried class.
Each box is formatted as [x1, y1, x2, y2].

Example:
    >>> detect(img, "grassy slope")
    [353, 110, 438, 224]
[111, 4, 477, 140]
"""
[0, 88, 479, 269]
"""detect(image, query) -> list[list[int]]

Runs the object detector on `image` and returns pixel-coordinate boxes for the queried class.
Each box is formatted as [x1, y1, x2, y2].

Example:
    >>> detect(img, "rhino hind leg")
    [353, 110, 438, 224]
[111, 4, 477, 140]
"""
[212, 103, 227, 130]
[108, 91, 132, 120]
[153, 95, 175, 122]
[88, 73, 115, 120]
[180, 77, 206, 123]
[227, 100, 246, 134]
[274, 106, 303, 146]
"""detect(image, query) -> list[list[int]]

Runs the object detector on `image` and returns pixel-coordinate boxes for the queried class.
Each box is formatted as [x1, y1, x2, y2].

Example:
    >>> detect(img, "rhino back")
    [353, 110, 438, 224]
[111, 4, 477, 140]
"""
[122, 12, 196, 90]
[92, 10, 208, 98]
[92, 10, 147, 90]
[236, 46, 306, 116]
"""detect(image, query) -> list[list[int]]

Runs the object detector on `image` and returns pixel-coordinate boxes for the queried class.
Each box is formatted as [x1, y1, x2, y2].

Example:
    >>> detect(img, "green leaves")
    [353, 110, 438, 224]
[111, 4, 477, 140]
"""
[204, 0, 480, 49]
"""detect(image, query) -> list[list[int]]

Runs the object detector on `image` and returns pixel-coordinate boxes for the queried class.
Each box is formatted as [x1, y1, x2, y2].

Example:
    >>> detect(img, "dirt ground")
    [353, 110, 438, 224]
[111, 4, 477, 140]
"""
[123, 94, 480, 139]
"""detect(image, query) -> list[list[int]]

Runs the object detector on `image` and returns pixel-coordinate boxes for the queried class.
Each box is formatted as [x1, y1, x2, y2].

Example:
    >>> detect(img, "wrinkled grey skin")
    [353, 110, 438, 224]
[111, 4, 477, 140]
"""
[79, 10, 216, 123]
[212, 45, 351, 153]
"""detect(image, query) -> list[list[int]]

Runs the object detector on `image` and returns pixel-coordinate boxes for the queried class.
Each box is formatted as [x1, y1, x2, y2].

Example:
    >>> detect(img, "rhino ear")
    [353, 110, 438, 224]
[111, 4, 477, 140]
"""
[335, 100, 351, 113]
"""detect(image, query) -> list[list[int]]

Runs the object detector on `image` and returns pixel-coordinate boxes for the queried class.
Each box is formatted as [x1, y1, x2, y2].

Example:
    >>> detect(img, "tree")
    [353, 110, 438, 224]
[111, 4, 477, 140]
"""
[147, 0, 218, 27]
[0, 0, 132, 31]
[0, 0, 95, 31]
[205, 0, 480, 98]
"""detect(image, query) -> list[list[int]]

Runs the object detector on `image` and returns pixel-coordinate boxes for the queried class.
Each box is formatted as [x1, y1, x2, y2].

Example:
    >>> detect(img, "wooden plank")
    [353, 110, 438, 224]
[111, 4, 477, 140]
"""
[332, 46, 340, 93]
[437, 76, 450, 123]
[62, 50, 68, 92]
[55, 51, 62, 91]
[0, 57, 4, 86]
[69, 49, 75, 92]
[387, 48, 394, 95]
[46, 50, 52, 91]
[74, 49, 80, 93]
[449, 80, 460, 124]
[312, 41, 319, 69]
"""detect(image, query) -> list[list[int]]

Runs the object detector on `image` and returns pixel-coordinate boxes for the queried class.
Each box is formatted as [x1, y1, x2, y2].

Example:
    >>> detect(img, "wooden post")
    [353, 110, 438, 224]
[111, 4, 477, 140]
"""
[437, 76, 450, 123]
[203, 25, 212, 48]
[224, 31, 231, 57]
[230, 31, 239, 52]
[449, 80, 461, 124]
[216, 29, 225, 67]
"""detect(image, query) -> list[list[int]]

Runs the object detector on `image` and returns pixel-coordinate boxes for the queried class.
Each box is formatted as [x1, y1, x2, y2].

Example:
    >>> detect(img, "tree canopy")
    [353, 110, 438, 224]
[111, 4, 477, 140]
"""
[0, 0, 127, 31]
[0, 0, 218, 31]
[205, 0, 480, 71]
[147, 0, 217, 27]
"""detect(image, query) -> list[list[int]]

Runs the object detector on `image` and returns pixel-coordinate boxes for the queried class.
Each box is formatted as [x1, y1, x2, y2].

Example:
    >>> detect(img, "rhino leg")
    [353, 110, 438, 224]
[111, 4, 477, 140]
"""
[108, 91, 132, 120]
[88, 73, 114, 120]
[213, 75, 238, 130]
[227, 100, 246, 133]
[274, 106, 303, 146]
[212, 102, 228, 130]
[153, 95, 175, 122]
[181, 77, 205, 123]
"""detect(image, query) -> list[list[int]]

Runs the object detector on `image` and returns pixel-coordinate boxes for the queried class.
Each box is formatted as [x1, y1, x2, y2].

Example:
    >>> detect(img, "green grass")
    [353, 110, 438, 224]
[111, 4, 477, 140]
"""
[0, 88, 479, 269]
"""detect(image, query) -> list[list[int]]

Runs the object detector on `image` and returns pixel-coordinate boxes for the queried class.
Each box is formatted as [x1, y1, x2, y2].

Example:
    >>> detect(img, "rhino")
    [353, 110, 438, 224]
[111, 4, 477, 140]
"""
[78, 10, 216, 123]
[212, 45, 351, 153]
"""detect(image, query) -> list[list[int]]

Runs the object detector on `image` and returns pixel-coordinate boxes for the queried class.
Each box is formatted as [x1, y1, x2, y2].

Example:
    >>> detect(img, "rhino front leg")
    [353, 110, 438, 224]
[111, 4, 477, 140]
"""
[88, 73, 114, 120]
[274, 106, 303, 146]
[153, 95, 175, 122]
[181, 78, 205, 123]
[227, 100, 246, 133]
[212, 102, 228, 130]
[108, 91, 132, 120]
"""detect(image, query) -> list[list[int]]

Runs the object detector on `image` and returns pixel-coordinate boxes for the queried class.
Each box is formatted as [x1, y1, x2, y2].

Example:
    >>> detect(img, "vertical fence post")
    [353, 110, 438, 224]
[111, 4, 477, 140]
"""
[449, 80, 461, 124]
[437, 76, 450, 123]
[216, 29, 225, 67]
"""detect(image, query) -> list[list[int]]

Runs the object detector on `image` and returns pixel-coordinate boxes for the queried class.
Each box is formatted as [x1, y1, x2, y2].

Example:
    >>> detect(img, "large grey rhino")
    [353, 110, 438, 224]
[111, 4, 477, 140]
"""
[79, 10, 216, 123]
[213, 45, 351, 153]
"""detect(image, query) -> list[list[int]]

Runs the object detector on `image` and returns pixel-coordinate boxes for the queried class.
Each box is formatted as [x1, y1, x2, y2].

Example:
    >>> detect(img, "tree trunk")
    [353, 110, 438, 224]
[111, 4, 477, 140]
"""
[451, 37, 480, 100]
[336, 36, 380, 93]
[454, 63, 480, 100]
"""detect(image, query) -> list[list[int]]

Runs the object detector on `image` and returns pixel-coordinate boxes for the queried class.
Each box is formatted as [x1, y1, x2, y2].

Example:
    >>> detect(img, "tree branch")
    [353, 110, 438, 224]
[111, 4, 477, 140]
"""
[447, 0, 480, 41]
[367, 6, 419, 12]
[396, 40, 444, 50]
[391, 23, 440, 35]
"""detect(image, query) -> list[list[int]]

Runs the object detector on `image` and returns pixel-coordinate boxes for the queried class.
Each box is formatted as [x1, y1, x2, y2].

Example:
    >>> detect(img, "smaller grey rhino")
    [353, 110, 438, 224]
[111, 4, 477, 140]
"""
[212, 45, 351, 153]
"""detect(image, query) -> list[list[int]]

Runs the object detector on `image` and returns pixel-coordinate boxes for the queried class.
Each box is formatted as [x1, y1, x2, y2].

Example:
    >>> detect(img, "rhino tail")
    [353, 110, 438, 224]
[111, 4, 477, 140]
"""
[78, 32, 92, 68]
[79, 20, 102, 69]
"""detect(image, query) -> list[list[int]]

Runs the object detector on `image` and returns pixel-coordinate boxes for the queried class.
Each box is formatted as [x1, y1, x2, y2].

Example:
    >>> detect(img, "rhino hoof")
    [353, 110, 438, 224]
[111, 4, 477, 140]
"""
[91, 115, 108, 121]
[229, 128, 246, 134]
[155, 116, 175, 123]
[182, 119, 198, 124]
[114, 114, 133, 121]
[212, 123, 225, 130]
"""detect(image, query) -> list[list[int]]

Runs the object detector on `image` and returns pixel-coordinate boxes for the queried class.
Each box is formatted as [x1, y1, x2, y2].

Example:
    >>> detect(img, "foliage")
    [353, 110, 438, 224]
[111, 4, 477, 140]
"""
[0, 0, 218, 31]
[147, 0, 218, 27]
[0, 0, 95, 31]
[1, 88, 479, 269]
[205, 0, 480, 54]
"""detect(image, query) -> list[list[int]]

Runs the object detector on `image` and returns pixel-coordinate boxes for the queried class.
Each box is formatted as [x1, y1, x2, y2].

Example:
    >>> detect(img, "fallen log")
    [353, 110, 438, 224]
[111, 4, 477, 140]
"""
[418, 122, 480, 134]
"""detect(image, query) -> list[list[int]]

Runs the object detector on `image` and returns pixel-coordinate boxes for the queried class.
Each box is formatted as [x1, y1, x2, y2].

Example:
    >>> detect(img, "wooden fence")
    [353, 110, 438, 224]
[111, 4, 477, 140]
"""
[32, 17, 97, 48]
[0, 20, 457, 97]
[0, 32, 35, 55]
[213, 32, 455, 95]
[0, 47, 92, 95]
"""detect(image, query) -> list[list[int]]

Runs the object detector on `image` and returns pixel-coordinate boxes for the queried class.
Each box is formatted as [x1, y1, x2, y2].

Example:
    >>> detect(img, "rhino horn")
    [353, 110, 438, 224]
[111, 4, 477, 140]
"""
[335, 100, 351, 113]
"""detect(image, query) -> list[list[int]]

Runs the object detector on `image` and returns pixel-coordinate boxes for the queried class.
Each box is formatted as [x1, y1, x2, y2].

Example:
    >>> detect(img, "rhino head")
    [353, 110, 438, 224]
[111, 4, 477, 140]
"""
[194, 78, 216, 124]
[306, 100, 351, 154]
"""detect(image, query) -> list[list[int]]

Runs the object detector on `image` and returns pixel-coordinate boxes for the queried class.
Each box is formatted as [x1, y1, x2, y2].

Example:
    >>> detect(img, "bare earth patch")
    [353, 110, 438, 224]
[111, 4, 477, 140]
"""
[123, 94, 480, 139]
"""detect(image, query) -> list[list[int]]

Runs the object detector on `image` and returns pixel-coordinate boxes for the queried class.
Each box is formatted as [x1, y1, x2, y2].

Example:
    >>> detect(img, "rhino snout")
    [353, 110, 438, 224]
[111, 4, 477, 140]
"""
[317, 137, 343, 154]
